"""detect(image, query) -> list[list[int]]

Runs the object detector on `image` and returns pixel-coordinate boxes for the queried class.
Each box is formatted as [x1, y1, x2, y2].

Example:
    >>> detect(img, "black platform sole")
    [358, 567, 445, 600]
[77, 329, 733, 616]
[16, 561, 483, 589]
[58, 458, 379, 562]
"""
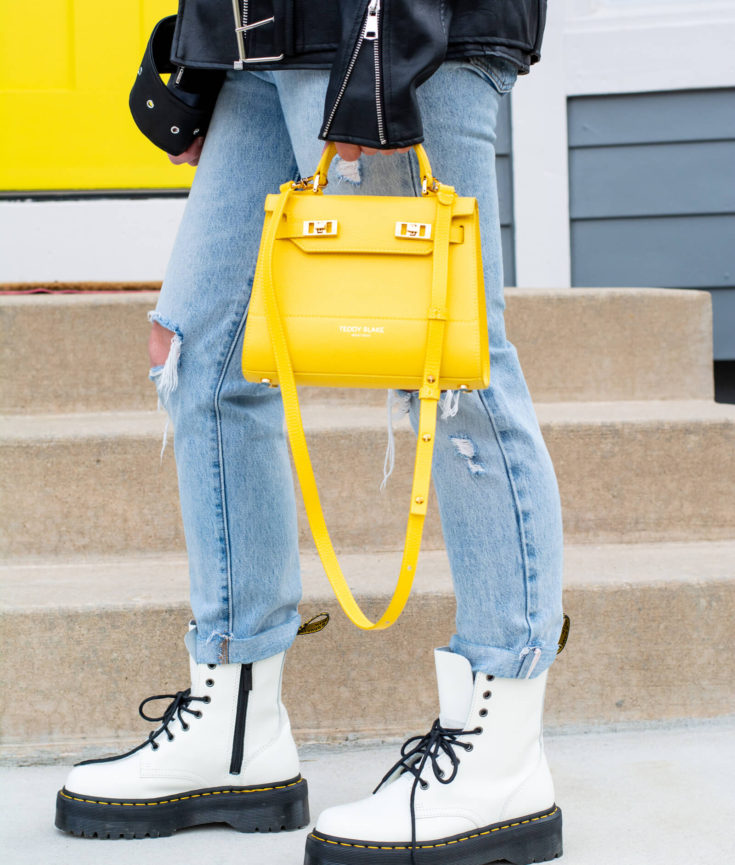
[55, 775, 309, 839]
[304, 804, 562, 865]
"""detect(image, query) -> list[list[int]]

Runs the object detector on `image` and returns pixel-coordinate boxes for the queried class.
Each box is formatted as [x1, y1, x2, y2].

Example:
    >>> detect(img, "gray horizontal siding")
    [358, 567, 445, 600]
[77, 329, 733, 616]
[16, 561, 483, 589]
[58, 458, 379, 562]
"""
[496, 95, 512, 156]
[570, 142, 735, 219]
[571, 215, 734, 288]
[496, 155, 513, 227]
[568, 89, 735, 147]
[569, 88, 735, 359]
[713, 290, 735, 360]
[496, 96, 515, 284]
[501, 227, 514, 283]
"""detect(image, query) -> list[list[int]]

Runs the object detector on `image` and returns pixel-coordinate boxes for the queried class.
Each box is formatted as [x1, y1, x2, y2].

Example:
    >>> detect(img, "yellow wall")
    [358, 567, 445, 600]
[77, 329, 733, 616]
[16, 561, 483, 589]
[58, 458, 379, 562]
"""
[1, 1, 198, 191]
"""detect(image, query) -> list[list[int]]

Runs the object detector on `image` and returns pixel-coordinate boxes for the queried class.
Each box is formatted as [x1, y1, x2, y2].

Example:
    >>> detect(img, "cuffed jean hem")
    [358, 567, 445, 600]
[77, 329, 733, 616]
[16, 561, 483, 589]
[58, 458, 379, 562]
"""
[449, 636, 558, 679]
[184, 614, 301, 665]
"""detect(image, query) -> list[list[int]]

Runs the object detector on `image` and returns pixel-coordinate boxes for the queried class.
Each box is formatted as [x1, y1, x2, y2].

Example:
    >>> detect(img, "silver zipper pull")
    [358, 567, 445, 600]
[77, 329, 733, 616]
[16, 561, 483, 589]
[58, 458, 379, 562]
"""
[364, 0, 380, 40]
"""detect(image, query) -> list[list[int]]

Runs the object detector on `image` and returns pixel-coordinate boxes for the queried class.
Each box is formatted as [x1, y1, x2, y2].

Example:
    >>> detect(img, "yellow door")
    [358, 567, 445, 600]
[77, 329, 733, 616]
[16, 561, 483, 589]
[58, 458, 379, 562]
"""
[1, 1, 198, 191]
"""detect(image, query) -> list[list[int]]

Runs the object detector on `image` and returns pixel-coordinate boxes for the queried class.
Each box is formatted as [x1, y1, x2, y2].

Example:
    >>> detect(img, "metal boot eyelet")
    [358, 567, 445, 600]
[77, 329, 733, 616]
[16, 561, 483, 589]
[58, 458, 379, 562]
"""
[464, 744, 474, 752]
[205, 678, 215, 687]
[483, 690, 492, 699]
[486, 674, 494, 681]
[193, 711, 203, 718]
[207, 664, 216, 670]
[420, 780, 429, 790]
[474, 726, 483, 734]
[479, 708, 488, 717]
[203, 696, 211, 704]
[181, 723, 189, 731]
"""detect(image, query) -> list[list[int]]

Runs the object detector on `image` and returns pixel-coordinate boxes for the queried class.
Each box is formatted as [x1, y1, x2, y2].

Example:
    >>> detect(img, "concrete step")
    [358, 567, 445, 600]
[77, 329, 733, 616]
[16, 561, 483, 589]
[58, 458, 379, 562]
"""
[4, 726, 734, 863]
[1, 542, 734, 762]
[0, 287, 714, 414]
[1, 400, 734, 558]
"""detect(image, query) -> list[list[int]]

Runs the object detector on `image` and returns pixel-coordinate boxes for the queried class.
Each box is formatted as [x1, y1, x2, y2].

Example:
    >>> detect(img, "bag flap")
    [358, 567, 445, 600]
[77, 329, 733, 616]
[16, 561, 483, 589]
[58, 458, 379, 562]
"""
[264, 192, 476, 255]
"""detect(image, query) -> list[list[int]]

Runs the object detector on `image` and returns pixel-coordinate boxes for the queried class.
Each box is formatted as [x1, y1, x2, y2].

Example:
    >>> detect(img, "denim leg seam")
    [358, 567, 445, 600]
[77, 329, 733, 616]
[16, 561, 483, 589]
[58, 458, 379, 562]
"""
[212, 297, 253, 646]
[477, 391, 536, 649]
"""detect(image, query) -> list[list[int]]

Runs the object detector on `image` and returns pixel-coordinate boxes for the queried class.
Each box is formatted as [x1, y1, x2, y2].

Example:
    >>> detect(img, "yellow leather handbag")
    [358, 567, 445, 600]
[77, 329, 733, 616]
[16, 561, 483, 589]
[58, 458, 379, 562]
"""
[243, 143, 489, 631]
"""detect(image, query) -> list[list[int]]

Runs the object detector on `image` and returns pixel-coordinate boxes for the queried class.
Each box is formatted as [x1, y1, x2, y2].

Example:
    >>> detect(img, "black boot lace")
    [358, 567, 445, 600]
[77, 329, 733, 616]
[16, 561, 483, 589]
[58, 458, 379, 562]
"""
[138, 688, 210, 750]
[74, 687, 211, 767]
[374, 719, 482, 862]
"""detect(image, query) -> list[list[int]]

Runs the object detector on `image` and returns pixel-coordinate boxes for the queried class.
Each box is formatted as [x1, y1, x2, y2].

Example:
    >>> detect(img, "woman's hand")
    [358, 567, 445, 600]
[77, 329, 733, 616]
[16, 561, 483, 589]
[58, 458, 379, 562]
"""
[333, 142, 412, 161]
[167, 136, 205, 166]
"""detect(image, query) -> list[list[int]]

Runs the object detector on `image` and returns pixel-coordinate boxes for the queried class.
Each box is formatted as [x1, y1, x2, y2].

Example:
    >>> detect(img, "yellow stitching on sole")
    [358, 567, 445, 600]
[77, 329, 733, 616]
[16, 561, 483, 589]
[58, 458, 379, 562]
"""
[59, 778, 304, 807]
[309, 807, 559, 851]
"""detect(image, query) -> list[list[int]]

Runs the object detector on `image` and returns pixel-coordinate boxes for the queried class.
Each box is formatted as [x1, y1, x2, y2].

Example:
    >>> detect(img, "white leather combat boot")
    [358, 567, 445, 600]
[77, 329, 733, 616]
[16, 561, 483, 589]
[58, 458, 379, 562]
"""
[305, 647, 562, 865]
[55, 648, 307, 838]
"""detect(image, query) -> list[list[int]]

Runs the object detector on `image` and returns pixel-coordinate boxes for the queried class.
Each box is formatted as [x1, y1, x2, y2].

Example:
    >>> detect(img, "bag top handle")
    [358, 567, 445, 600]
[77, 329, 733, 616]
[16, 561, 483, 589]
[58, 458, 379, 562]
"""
[299, 143, 437, 194]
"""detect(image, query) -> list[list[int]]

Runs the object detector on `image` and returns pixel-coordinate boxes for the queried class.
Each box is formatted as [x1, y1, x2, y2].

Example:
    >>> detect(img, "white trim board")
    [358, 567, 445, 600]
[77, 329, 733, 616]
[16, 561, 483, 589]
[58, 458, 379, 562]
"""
[565, 17, 735, 95]
[0, 199, 185, 282]
[511, 0, 571, 287]
[566, 0, 735, 24]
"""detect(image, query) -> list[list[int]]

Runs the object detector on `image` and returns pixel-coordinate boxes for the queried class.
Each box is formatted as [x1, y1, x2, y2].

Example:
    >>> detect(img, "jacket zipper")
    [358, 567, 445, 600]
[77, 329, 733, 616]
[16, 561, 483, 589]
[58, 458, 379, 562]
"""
[232, 0, 250, 68]
[365, 0, 386, 145]
[321, 0, 386, 145]
[229, 663, 253, 775]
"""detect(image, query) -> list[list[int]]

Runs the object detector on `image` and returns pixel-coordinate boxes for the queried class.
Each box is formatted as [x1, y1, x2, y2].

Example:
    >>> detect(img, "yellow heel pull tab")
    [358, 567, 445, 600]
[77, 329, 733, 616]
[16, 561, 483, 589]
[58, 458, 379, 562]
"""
[297, 612, 330, 636]
[557, 614, 571, 655]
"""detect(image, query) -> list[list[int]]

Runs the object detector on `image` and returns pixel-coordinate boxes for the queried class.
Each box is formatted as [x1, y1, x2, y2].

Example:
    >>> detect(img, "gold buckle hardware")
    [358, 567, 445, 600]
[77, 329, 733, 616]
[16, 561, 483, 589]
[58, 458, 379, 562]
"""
[422, 177, 439, 196]
[396, 222, 432, 239]
[292, 173, 328, 193]
[303, 220, 338, 236]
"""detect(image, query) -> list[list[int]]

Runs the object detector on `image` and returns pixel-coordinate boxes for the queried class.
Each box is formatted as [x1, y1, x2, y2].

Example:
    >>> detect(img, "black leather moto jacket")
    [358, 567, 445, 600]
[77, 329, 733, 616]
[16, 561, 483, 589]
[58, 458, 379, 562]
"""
[144, 0, 547, 151]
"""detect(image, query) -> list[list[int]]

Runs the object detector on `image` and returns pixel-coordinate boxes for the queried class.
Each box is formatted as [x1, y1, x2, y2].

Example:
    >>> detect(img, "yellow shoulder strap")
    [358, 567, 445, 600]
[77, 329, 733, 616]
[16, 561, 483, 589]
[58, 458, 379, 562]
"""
[259, 180, 456, 630]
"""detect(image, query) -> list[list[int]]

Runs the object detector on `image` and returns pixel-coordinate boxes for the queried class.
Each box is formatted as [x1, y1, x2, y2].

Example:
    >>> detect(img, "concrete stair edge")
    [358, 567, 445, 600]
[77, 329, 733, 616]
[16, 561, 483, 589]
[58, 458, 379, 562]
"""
[2, 401, 734, 557]
[1, 541, 734, 760]
[0, 286, 715, 413]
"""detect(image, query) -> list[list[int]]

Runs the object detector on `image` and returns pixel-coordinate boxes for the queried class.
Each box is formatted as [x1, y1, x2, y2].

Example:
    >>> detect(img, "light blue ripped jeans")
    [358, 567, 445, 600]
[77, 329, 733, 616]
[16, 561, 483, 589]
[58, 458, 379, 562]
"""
[151, 57, 564, 678]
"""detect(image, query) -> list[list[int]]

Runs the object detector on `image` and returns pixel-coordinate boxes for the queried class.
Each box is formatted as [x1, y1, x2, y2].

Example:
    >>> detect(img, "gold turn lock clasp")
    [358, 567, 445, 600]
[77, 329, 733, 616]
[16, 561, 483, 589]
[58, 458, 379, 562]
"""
[396, 221, 432, 239]
[303, 219, 338, 236]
